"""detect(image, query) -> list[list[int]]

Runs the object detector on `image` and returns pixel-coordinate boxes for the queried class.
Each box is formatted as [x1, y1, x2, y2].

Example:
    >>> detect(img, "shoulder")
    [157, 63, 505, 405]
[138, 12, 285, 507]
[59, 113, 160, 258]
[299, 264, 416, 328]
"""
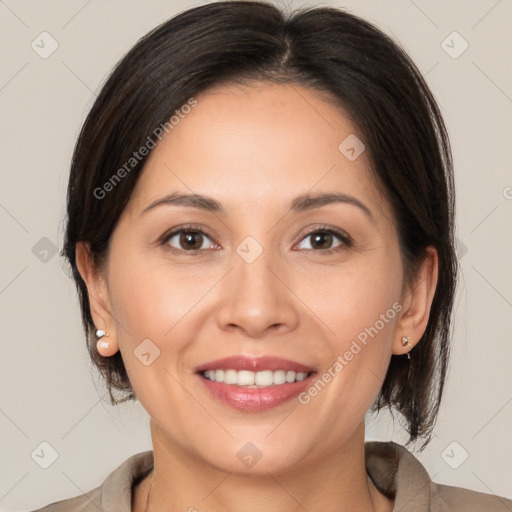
[27, 487, 101, 512]
[28, 451, 154, 512]
[365, 441, 511, 512]
[430, 481, 512, 512]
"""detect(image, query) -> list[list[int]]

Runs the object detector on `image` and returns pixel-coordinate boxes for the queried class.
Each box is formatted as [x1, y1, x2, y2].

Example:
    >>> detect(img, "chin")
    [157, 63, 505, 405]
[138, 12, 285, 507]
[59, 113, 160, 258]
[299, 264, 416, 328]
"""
[188, 432, 313, 477]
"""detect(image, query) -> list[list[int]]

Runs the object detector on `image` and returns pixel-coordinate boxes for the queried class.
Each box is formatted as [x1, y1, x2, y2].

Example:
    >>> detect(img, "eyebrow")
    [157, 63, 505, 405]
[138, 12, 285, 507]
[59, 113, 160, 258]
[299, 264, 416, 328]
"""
[141, 191, 374, 222]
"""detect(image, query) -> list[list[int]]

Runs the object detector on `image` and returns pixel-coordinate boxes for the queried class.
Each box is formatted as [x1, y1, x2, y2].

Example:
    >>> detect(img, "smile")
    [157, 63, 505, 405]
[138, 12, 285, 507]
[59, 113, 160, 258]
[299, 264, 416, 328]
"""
[196, 356, 316, 411]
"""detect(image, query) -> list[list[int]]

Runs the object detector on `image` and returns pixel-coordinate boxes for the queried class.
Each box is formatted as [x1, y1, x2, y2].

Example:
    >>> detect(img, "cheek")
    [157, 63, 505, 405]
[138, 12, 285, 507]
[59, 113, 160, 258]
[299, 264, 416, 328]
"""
[298, 250, 403, 349]
[108, 249, 209, 340]
[292, 250, 402, 414]
[106, 251, 203, 412]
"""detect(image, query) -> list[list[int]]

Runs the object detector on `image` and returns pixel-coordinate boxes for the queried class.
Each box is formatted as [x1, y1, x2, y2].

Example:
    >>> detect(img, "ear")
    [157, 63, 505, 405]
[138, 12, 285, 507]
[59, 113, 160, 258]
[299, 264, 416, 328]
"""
[75, 242, 117, 338]
[392, 246, 439, 355]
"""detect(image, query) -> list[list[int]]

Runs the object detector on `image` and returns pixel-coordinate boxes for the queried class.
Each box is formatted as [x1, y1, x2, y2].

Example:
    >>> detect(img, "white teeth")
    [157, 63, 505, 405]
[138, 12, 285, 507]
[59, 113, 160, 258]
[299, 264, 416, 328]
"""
[285, 371, 296, 383]
[224, 369, 238, 384]
[202, 369, 311, 386]
[237, 370, 255, 386]
[273, 370, 286, 385]
[254, 370, 273, 386]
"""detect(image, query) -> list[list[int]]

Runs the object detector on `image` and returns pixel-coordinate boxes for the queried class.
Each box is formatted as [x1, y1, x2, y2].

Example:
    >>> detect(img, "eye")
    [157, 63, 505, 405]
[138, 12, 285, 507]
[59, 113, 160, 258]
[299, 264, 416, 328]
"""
[160, 224, 352, 255]
[295, 227, 352, 253]
[162, 226, 217, 254]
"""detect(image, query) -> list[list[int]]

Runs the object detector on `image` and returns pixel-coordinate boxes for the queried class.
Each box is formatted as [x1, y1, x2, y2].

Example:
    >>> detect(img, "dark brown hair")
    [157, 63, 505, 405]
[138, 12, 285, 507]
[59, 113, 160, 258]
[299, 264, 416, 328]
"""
[62, 0, 457, 449]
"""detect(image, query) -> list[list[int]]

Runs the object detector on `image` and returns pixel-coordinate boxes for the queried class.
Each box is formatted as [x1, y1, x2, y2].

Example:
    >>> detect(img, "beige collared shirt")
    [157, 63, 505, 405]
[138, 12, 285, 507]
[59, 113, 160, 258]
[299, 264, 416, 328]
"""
[30, 441, 511, 511]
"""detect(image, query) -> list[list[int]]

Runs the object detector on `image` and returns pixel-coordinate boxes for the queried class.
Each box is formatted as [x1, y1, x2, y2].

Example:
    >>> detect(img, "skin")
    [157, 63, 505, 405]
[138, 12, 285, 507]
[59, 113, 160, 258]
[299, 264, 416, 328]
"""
[77, 82, 438, 512]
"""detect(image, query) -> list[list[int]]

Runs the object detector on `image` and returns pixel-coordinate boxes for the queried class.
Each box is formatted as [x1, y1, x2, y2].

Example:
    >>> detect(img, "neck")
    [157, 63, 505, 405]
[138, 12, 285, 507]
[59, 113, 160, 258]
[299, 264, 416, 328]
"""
[135, 421, 393, 512]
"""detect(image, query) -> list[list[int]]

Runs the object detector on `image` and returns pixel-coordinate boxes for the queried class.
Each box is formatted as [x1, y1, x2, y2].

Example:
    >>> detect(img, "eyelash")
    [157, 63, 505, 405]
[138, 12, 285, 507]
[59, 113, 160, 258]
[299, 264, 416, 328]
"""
[160, 224, 353, 256]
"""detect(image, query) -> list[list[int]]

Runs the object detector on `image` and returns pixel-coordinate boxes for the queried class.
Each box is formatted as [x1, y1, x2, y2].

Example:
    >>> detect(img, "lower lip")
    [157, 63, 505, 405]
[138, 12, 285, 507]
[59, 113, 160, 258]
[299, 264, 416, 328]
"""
[198, 373, 315, 411]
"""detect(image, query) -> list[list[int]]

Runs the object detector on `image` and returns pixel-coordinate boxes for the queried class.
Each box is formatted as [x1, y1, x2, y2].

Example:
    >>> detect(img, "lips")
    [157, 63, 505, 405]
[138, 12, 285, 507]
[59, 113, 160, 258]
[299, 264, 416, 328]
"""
[195, 355, 316, 411]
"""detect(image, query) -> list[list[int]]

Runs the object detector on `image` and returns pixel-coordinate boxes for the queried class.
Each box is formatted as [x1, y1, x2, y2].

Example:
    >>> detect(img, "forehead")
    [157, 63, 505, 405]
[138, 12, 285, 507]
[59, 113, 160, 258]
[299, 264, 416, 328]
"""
[127, 82, 391, 222]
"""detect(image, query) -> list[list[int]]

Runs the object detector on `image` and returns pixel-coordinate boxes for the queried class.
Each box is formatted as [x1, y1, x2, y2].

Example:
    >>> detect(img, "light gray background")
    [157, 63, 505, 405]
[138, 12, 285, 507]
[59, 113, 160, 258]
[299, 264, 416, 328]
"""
[0, 0, 511, 510]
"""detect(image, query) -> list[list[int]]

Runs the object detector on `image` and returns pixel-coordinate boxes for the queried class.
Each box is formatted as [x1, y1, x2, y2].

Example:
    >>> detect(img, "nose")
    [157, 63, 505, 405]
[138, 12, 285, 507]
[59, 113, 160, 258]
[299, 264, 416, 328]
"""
[216, 250, 299, 339]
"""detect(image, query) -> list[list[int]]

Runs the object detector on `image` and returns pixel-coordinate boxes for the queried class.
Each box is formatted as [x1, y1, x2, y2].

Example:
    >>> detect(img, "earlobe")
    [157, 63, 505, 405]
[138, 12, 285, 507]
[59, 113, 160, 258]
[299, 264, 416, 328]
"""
[393, 246, 439, 355]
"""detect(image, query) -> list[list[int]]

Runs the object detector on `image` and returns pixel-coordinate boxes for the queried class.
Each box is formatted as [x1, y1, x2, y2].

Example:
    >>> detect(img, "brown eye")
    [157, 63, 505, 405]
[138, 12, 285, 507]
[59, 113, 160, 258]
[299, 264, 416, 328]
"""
[164, 229, 215, 252]
[309, 232, 334, 250]
[296, 228, 351, 253]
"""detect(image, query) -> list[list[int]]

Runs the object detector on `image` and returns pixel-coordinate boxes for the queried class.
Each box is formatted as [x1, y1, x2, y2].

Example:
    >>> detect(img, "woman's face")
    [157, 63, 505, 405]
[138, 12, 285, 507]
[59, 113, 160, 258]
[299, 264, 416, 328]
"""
[91, 82, 425, 474]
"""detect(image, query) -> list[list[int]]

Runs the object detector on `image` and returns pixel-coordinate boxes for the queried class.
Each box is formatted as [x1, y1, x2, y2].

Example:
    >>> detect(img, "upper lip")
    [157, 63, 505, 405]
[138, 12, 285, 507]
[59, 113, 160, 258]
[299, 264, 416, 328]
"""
[195, 355, 315, 373]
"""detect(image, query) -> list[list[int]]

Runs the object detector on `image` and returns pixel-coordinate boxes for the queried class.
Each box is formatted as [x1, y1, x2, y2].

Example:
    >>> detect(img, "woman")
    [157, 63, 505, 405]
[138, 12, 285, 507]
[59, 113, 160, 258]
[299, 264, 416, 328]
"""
[31, 1, 511, 511]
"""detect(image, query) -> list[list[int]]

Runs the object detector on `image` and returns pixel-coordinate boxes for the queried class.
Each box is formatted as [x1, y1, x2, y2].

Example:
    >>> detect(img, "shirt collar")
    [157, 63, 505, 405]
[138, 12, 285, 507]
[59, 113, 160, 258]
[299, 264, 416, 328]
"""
[99, 441, 432, 511]
[365, 440, 431, 510]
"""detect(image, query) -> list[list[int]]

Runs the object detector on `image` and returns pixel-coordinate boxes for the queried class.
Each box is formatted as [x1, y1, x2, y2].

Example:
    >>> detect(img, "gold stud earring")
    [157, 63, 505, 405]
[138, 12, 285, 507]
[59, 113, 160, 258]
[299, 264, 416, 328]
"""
[401, 336, 411, 360]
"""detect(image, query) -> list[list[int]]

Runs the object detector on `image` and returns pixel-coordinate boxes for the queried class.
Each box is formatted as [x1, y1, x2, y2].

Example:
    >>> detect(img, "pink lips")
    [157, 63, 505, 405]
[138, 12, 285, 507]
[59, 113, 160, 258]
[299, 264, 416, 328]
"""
[196, 355, 316, 412]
